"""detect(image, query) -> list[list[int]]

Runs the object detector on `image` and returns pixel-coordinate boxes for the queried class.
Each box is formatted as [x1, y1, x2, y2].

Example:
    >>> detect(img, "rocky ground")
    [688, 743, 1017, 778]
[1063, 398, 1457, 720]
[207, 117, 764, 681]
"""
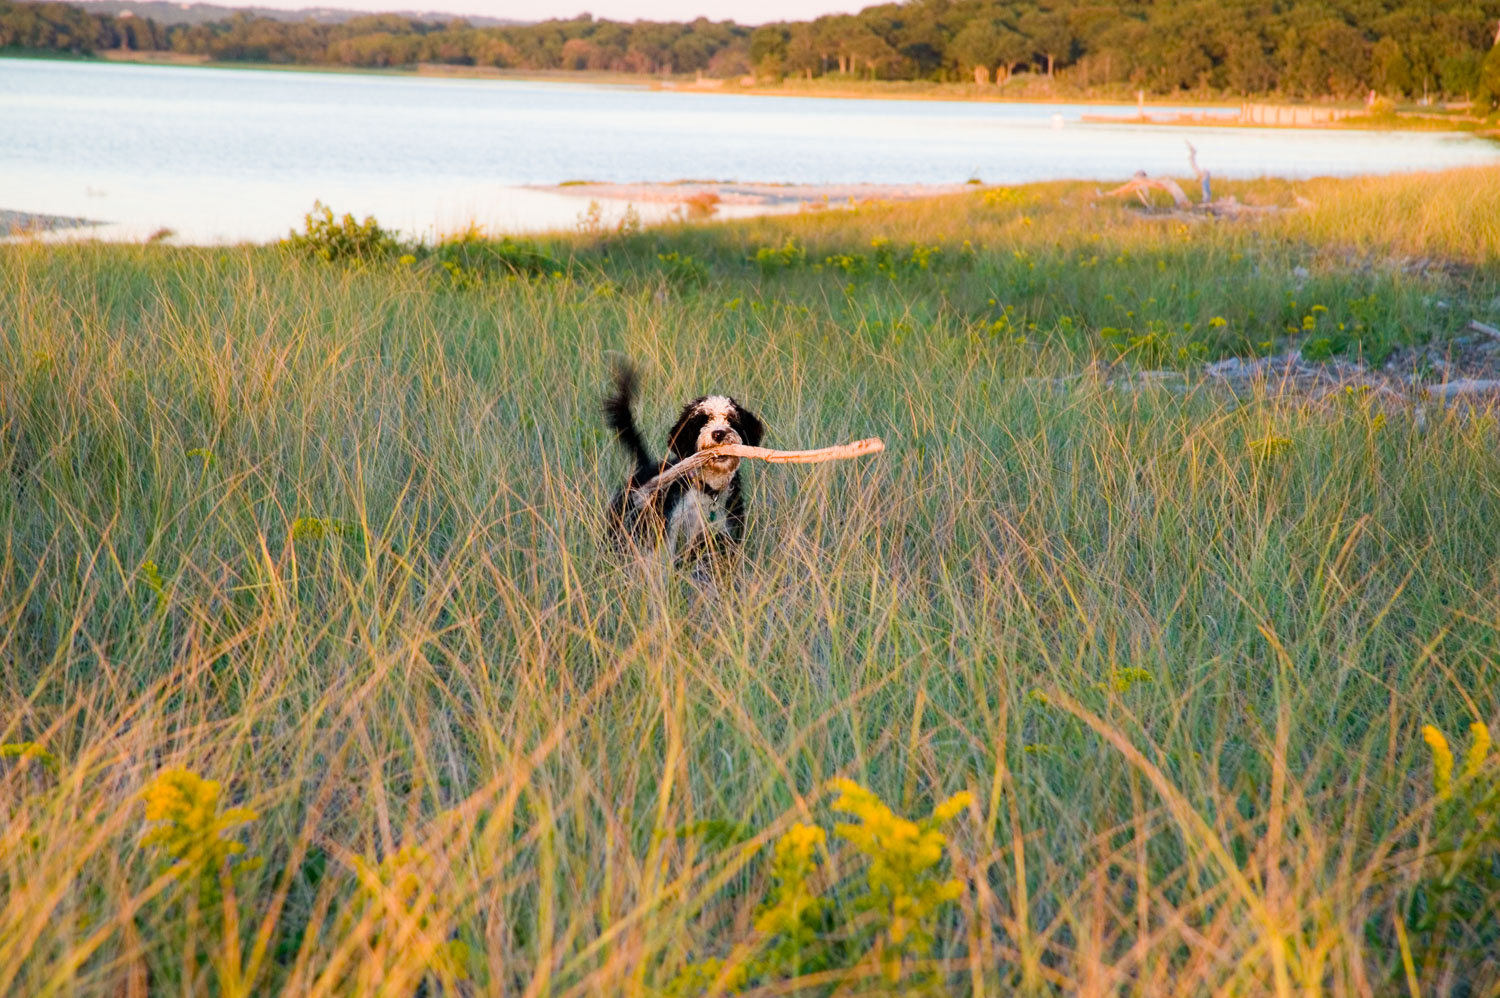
[1032, 321, 1500, 417]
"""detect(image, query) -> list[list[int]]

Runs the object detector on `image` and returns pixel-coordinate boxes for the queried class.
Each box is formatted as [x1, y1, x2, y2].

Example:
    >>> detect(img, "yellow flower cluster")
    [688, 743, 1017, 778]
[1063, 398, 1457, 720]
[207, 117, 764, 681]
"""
[829, 779, 971, 952]
[1247, 435, 1293, 460]
[139, 559, 167, 609]
[290, 516, 345, 542]
[1109, 667, 1155, 692]
[1423, 722, 1493, 801]
[666, 780, 972, 994]
[1423, 725, 1454, 799]
[184, 446, 216, 468]
[753, 823, 827, 937]
[1468, 723, 1494, 779]
[349, 845, 469, 981]
[140, 768, 257, 887]
[0, 741, 58, 770]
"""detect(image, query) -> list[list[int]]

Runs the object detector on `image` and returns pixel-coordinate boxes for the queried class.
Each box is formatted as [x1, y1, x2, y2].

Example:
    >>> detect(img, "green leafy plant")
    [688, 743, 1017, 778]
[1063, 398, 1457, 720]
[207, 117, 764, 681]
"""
[752, 236, 807, 275]
[434, 225, 563, 280]
[657, 251, 709, 287]
[284, 201, 398, 264]
[139, 559, 168, 611]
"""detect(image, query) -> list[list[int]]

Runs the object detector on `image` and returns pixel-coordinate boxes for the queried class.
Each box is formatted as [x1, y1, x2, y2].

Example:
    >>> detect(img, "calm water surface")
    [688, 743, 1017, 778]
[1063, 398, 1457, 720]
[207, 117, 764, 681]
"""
[4, 58, 1499, 243]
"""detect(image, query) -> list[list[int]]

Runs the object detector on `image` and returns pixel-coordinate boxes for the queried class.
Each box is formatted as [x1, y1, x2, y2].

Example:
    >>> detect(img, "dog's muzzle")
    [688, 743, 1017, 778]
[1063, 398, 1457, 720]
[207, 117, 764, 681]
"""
[705, 454, 739, 473]
[701, 430, 742, 473]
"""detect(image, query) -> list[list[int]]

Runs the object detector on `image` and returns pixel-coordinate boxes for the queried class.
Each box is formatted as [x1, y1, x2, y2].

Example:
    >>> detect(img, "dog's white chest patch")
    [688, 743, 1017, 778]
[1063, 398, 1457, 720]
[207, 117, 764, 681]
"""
[667, 487, 731, 552]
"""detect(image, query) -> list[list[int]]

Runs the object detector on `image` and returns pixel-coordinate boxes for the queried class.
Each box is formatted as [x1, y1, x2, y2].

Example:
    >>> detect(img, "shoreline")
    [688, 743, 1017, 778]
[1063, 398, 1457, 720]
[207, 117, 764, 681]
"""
[528, 181, 980, 208]
[12, 52, 1490, 134]
[1, 208, 102, 236]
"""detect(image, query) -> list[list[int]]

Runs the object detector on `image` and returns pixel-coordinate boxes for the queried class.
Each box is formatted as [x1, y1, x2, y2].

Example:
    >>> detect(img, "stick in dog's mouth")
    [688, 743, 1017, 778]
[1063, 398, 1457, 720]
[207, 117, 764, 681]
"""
[702, 437, 885, 464]
[634, 437, 885, 499]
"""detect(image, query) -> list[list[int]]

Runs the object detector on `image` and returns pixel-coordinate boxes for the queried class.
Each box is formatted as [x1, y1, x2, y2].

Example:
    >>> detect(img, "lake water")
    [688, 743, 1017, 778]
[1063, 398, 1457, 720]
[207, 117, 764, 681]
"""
[4, 57, 1499, 244]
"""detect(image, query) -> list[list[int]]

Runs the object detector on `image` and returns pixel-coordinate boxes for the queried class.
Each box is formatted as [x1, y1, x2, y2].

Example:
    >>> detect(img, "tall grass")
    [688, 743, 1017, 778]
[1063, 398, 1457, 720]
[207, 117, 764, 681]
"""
[2, 169, 1499, 996]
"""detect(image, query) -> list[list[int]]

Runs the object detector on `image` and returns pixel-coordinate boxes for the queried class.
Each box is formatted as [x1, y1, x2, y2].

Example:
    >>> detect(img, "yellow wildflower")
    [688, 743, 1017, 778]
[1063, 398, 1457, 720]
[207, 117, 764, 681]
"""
[931, 791, 973, 824]
[1423, 725, 1454, 800]
[1110, 667, 1155, 692]
[141, 767, 257, 887]
[350, 845, 469, 981]
[828, 777, 966, 969]
[1, 741, 58, 770]
[1248, 435, 1293, 460]
[754, 822, 827, 937]
[1462, 722, 1491, 782]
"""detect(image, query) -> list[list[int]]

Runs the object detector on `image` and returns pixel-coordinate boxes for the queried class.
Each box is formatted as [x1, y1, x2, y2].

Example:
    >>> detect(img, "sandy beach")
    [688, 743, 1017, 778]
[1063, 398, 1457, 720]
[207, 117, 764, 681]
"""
[529, 180, 979, 208]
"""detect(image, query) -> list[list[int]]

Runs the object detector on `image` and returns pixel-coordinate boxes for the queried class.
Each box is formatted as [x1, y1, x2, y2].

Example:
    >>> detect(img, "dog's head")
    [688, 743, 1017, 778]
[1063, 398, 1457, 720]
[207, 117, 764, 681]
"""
[667, 395, 764, 482]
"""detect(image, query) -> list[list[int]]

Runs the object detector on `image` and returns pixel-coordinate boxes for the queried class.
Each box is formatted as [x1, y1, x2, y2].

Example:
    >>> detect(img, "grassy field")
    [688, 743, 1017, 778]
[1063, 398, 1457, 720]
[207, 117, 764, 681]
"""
[3, 169, 1500, 997]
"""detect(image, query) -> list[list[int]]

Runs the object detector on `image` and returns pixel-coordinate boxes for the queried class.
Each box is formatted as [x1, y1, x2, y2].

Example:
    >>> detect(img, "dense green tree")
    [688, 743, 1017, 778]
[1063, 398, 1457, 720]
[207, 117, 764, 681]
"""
[5, 0, 1500, 100]
[950, 16, 1024, 79]
[749, 24, 789, 77]
[1477, 37, 1500, 109]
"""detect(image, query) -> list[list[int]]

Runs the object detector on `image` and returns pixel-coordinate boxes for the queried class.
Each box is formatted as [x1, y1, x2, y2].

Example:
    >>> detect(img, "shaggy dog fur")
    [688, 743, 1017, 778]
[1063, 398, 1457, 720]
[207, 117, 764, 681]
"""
[603, 362, 764, 562]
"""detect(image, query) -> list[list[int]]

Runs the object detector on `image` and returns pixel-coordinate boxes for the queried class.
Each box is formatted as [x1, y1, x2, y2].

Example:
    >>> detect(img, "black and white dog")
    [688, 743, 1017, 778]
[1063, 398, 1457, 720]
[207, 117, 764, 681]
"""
[603, 362, 764, 562]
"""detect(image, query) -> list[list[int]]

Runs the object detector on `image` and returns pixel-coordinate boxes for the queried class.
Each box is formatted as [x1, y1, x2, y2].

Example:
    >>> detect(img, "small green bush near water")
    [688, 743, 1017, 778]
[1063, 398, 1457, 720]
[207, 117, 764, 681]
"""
[433, 224, 564, 279]
[285, 204, 562, 279]
[284, 200, 398, 263]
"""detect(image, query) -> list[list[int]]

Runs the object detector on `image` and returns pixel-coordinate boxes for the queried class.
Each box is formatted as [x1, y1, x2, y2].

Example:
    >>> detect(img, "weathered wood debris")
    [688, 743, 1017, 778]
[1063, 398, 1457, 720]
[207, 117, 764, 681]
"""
[1099, 142, 1310, 220]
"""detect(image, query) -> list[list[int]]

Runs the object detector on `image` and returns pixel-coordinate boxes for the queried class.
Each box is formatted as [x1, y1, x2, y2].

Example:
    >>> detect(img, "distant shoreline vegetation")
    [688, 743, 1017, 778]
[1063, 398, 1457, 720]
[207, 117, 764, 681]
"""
[3, 0, 1500, 109]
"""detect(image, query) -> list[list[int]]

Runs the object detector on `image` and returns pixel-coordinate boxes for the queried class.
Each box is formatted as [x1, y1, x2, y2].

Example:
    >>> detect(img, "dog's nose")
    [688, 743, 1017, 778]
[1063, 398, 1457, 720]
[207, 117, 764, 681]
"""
[711, 429, 728, 443]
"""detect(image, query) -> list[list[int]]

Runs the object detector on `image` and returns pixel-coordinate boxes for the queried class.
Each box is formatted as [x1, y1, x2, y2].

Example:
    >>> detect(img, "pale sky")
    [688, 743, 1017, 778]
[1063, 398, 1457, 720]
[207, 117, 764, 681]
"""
[245, 0, 863, 24]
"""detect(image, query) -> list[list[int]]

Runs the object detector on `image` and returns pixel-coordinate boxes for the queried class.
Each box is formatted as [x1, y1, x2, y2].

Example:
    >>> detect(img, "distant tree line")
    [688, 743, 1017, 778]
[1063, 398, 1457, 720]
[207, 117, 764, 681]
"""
[5, 0, 1500, 104]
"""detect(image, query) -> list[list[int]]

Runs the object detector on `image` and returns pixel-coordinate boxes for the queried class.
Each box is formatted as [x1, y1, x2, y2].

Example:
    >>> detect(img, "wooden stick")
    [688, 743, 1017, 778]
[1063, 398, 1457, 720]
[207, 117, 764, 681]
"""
[632, 438, 885, 498]
[715, 438, 885, 464]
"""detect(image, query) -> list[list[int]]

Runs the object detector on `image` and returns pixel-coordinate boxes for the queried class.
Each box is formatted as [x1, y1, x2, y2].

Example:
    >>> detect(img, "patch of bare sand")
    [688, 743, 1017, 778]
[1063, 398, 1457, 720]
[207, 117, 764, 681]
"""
[529, 181, 977, 208]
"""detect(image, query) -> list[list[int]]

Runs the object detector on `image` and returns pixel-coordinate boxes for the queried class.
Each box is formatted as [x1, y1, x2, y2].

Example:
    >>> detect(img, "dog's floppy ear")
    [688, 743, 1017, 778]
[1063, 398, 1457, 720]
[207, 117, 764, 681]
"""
[731, 403, 765, 447]
[667, 398, 708, 458]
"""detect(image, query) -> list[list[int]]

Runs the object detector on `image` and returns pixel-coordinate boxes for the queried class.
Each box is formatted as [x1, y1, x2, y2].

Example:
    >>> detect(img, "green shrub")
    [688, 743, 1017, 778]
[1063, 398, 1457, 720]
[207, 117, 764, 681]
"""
[434, 225, 564, 280]
[751, 236, 807, 275]
[657, 250, 709, 287]
[284, 201, 398, 263]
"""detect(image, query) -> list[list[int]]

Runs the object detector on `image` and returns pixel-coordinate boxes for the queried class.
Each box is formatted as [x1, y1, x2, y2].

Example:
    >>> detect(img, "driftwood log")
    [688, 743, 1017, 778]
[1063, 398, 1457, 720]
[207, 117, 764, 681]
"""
[1104, 171, 1192, 210]
[633, 438, 885, 499]
[1100, 144, 1310, 220]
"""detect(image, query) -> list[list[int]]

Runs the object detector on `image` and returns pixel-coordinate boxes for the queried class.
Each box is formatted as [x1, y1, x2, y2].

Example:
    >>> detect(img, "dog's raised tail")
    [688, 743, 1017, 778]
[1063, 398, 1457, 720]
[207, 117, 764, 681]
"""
[603, 360, 656, 479]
